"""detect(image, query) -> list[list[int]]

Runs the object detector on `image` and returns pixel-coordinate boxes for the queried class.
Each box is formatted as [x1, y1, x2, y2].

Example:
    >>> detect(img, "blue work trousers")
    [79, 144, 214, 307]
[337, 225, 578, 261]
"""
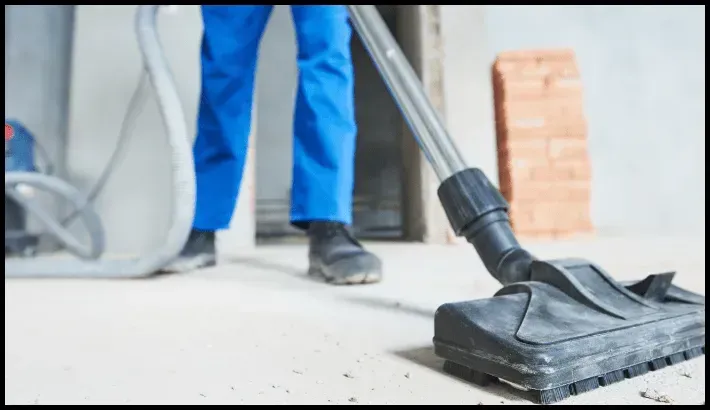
[194, 5, 356, 231]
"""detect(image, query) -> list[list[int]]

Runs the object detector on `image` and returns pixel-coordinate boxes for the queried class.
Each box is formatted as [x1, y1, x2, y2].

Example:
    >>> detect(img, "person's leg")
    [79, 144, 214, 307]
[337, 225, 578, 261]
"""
[290, 5, 382, 285]
[164, 5, 273, 272]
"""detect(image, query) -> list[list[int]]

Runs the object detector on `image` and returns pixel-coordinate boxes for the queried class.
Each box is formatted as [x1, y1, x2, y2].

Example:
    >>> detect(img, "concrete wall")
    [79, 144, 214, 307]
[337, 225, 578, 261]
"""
[13, 5, 703, 256]
[484, 5, 705, 235]
[440, 6, 498, 185]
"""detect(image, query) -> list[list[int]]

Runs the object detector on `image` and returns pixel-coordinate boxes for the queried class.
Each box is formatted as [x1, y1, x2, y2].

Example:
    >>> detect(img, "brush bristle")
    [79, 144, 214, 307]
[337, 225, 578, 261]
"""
[442, 360, 496, 386]
[650, 358, 668, 371]
[571, 377, 600, 394]
[624, 363, 649, 378]
[599, 369, 625, 386]
[666, 352, 686, 365]
[538, 386, 570, 404]
[684, 347, 703, 360]
[444, 346, 705, 405]
[533, 346, 706, 404]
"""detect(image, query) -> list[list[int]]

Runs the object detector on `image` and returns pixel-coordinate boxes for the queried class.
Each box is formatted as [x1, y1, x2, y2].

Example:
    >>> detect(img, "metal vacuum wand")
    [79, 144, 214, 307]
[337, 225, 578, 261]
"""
[346, 5, 468, 182]
[348, 5, 536, 286]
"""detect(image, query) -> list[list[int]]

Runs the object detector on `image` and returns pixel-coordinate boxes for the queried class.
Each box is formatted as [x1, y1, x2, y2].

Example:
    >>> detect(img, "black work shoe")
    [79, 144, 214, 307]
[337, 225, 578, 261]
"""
[307, 222, 382, 285]
[161, 229, 217, 273]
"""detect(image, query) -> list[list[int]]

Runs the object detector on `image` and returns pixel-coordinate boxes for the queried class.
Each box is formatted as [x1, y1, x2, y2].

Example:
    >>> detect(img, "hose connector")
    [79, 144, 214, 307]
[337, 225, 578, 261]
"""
[437, 168, 534, 285]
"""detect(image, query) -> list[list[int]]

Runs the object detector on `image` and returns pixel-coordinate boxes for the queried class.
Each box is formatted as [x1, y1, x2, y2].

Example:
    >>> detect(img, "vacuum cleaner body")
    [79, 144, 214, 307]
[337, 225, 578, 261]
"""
[346, 6, 705, 404]
[5, 120, 40, 257]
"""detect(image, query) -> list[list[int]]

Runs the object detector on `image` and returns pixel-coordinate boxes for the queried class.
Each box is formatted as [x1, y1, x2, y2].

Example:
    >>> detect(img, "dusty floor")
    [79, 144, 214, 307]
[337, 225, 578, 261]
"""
[4, 235, 706, 405]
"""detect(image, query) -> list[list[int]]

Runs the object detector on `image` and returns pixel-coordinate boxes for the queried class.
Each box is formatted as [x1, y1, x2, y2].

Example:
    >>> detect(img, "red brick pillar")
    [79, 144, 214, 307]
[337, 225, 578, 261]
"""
[493, 49, 593, 239]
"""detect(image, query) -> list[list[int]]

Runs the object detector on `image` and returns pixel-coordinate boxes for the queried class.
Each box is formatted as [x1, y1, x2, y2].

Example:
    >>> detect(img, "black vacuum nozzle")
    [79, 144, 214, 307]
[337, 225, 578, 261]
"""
[435, 168, 705, 404]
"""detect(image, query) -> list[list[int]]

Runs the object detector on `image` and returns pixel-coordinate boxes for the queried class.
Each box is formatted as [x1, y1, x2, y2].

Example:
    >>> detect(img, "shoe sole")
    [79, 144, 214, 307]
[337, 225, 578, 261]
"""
[308, 255, 383, 285]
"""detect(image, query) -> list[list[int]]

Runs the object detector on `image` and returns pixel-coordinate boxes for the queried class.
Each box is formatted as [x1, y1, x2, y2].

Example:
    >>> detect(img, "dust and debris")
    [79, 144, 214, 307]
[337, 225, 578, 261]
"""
[641, 388, 674, 404]
[404, 372, 411, 379]
[199, 393, 206, 398]
[477, 402, 483, 405]
[348, 397, 358, 403]
[316, 380, 324, 385]
[285, 389, 290, 394]
[272, 384, 278, 389]
[343, 371, 355, 379]
[680, 369, 692, 378]
[230, 386, 235, 391]
[293, 369, 304, 375]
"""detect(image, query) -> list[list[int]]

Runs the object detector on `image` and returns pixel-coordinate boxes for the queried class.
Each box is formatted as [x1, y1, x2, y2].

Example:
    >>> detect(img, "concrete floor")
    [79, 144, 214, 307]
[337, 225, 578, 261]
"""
[4, 235, 705, 405]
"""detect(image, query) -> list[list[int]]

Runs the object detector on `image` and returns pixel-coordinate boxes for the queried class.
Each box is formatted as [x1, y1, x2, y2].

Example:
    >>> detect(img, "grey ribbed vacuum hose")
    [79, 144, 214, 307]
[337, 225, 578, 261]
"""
[4, 5, 195, 278]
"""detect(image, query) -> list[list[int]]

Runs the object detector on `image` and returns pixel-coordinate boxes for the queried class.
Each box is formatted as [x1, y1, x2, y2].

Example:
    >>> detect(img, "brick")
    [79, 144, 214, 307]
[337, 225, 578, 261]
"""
[502, 181, 591, 202]
[496, 98, 586, 116]
[496, 124, 587, 141]
[498, 160, 550, 194]
[493, 75, 583, 101]
[495, 110, 584, 126]
[498, 161, 532, 184]
[500, 161, 591, 183]
[493, 72, 582, 88]
[494, 63, 580, 80]
[493, 63, 580, 82]
[499, 137, 549, 159]
[495, 84, 583, 101]
[499, 154, 550, 178]
[548, 138, 589, 161]
[498, 117, 586, 132]
[495, 101, 587, 126]
[495, 48, 576, 63]
[530, 162, 592, 181]
[496, 121, 588, 137]
[508, 201, 592, 233]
